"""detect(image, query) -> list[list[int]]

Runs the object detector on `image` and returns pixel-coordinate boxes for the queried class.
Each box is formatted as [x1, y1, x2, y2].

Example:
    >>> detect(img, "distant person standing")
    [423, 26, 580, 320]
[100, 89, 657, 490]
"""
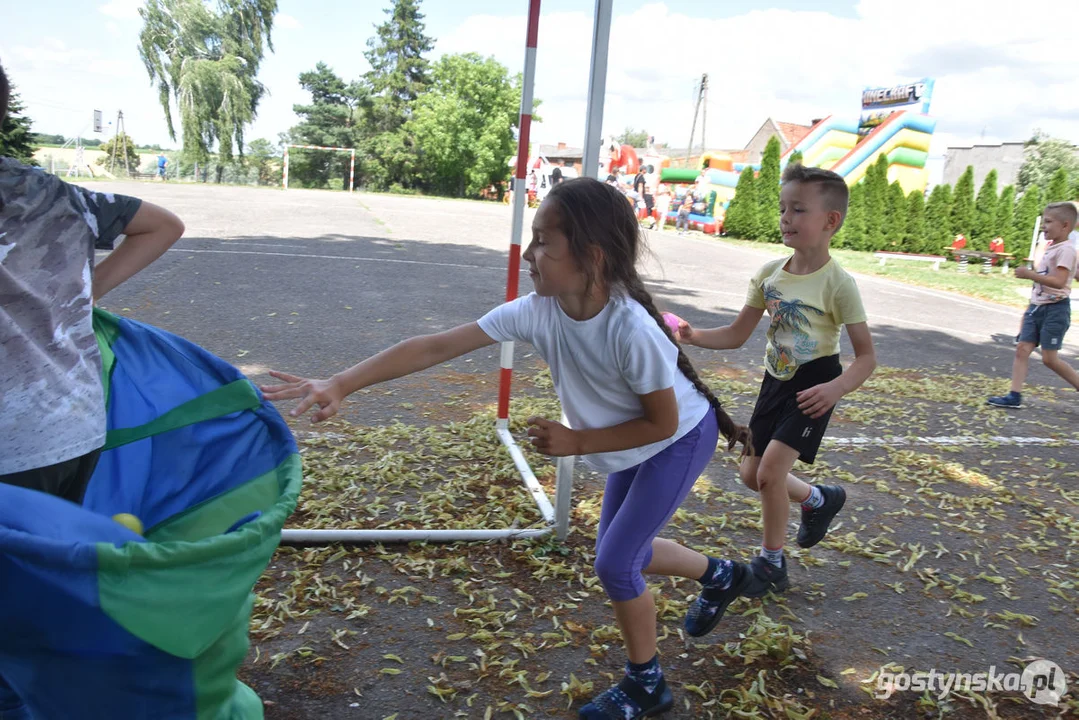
[157, 154, 168, 182]
[634, 165, 655, 228]
[655, 182, 671, 232]
[550, 161, 564, 187]
[676, 186, 695, 235]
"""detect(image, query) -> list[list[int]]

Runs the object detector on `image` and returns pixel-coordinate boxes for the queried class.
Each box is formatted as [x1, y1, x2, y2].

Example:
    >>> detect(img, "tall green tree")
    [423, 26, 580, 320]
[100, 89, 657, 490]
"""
[724, 167, 758, 239]
[904, 190, 927, 253]
[996, 185, 1016, 250]
[972, 169, 999, 249]
[246, 138, 279, 185]
[835, 182, 865, 250]
[861, 155, 889, 250]
[139, 0, 277, 177]
[616, 128, 649, 148]
[755, 136, 781, 242]
[925, 183, 953, 250]
[885, 180, 907, 249]
[1017, 130, 1079, 194]
[1046, 167, 1071, 203]
[1013, 186, 1043, 252]
[0, 80, 37, 164]
[409, 53, 525, 197]
[95, 133, 142, 173]
[950, 166, 975, 241]
[283, 63, 367, 188]
[362, 0, 434, 190]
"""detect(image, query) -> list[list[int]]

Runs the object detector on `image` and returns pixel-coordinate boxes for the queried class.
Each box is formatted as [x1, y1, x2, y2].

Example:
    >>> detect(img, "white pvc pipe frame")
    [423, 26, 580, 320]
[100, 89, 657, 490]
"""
[280, 0, 613, 546]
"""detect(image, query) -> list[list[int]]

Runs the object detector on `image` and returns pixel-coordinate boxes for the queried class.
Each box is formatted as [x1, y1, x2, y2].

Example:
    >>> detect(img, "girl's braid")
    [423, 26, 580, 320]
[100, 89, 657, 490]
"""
[623, 276, 752, 455]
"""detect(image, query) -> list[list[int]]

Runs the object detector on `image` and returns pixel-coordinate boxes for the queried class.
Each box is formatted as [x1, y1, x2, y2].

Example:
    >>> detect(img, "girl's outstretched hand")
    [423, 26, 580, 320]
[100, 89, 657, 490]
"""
[526, 416, 580, 457]
[260, 371, 345, 422]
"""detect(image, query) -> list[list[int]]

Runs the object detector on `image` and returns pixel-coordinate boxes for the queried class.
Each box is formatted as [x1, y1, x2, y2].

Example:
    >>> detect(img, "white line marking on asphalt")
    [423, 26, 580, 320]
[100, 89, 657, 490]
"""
[166, 247, 507, 271]
[222, 242, 308, 249]
[666, 233, 1018, 317]
[825, 435, 1079, 447]
[645, 281, 996, 339]
[644, 281, 746, 301]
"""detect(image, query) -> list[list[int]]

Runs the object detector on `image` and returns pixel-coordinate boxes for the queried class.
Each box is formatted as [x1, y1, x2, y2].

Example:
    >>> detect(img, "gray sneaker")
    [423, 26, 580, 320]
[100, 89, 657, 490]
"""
[744, 556, 789, 597]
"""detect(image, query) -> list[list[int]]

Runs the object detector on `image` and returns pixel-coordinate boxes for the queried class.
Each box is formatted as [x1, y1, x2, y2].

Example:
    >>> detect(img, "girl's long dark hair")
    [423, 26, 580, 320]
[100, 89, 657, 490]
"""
[545, 177, 752, 454]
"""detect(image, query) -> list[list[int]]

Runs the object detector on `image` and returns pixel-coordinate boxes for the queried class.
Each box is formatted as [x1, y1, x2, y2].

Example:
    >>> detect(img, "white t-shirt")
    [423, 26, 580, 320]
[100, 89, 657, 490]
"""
[478, 293, 711, 473]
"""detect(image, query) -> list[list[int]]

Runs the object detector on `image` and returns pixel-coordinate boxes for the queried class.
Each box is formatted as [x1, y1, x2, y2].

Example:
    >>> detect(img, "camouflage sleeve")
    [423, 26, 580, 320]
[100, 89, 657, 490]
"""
[66, 185, 143, 249]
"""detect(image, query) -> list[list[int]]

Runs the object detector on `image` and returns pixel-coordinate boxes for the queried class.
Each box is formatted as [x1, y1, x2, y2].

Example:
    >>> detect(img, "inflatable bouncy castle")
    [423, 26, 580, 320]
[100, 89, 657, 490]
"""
[0, 309, 302, 720]
[781, 78, 937, 194]
[648, 77, 938, 234]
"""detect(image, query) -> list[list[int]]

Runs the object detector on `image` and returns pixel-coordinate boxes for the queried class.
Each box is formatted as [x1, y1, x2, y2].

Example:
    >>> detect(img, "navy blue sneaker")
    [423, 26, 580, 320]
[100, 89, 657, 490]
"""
[987, 392, 1022, 408]
[683, 561, 755, 637]
[578, 675, 673, 719]
[797, 485, 846, 549]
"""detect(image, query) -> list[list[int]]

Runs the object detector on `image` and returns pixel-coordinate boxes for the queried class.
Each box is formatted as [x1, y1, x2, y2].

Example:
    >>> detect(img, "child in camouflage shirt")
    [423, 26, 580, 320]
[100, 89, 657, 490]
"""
[0, 63, 186, 504]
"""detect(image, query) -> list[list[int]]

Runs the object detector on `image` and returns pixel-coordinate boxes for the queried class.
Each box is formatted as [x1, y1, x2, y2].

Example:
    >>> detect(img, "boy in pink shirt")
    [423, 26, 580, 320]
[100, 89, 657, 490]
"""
[988, 202, 1079, 408]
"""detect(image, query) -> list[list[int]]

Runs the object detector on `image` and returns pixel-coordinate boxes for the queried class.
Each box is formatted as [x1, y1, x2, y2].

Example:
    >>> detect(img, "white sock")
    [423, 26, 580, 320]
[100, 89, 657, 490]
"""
[801, 485, 824, 510]
[760, 545, 784, 568]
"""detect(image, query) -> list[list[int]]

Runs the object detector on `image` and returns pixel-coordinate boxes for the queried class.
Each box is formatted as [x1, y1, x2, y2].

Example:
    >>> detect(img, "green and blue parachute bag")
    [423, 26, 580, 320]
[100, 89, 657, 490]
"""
[0, 308, 302, 719]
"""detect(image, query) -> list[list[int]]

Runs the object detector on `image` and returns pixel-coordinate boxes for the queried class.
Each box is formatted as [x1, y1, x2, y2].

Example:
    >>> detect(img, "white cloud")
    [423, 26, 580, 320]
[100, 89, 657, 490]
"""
[436, 1, 1079, 156]
[105, 21, 121, 37]
[98, 0, 142, 20]
[276, 13, 301, 30]
[12, 40, 137, 80]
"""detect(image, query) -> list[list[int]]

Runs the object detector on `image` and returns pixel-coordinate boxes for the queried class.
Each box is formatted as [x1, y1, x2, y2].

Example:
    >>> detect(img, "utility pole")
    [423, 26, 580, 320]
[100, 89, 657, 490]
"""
[684, 73, 707, 167]
[701, 73, 708, 158]
[109, 110, 131, 175]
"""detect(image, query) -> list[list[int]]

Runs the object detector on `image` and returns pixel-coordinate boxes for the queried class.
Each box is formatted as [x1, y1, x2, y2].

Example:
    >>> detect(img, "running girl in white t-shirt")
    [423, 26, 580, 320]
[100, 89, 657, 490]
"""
[261, 177, 756, 720]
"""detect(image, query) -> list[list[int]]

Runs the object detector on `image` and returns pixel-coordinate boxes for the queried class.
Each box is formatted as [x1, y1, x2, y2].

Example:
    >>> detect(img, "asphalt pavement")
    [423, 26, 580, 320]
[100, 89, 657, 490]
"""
[88, 182, 1078, 400]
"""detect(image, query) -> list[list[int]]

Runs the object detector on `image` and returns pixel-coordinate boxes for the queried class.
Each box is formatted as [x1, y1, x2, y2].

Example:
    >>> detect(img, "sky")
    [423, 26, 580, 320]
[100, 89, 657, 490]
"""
[4, 0, 1078, 180]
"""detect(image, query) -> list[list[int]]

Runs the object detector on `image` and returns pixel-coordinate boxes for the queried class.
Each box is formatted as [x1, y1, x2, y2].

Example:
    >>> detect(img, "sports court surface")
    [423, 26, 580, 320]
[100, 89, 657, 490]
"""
[91, 182, 1078, 719]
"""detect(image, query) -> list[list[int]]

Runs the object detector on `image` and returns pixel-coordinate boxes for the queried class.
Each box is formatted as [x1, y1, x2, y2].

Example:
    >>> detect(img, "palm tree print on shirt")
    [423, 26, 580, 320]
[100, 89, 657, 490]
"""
[762, 284, 825, 379]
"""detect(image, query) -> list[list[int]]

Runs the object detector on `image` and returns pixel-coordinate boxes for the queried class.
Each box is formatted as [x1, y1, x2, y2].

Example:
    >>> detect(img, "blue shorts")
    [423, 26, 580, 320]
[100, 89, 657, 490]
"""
[1018, 301, 1070, 351]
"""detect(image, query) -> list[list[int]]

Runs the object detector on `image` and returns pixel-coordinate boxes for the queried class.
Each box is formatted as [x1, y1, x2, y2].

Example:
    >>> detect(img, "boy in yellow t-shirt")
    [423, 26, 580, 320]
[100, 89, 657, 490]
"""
[675, 165, 877, 599]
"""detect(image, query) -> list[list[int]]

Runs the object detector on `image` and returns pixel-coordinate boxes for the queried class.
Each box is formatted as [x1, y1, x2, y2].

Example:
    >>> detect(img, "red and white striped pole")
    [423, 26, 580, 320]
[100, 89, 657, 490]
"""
[497, 0, 541, 428]
[349, 150, 355, 193]
[282, 146, 289, 189]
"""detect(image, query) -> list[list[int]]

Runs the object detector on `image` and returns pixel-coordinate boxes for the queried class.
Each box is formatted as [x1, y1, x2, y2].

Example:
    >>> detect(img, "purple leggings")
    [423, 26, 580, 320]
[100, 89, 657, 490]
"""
[594, 410, 719, 601]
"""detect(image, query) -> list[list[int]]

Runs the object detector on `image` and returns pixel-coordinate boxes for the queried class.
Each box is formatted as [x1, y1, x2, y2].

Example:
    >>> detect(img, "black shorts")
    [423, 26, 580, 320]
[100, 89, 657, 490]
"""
[749, 354, 842, 464]
[643, 193, 655, 213]
[0, 448, 102, 505]
[1018, 300, 1070, 350]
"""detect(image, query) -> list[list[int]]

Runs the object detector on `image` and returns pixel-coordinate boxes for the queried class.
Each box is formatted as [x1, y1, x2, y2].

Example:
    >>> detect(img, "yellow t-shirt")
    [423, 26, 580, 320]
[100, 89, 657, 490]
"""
[746, 256, 867, 381]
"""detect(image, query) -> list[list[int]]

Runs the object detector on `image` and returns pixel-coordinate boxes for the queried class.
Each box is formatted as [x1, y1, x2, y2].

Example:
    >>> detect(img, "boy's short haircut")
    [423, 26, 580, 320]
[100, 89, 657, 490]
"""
[782, 163, 849, 229]
[0, 64, 9, 124]
[1045, 201, 1078, 228]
